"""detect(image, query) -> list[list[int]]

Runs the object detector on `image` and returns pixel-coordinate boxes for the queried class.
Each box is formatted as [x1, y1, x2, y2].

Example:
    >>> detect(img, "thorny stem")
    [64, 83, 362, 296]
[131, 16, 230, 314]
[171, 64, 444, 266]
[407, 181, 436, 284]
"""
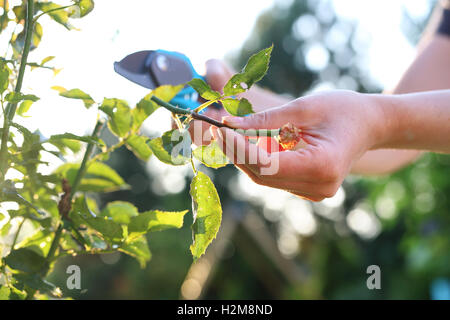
[91, 138, 126, 162]
[45, 120, 104, 269]
[69, 120, 104, 199]
[183, 100, 219, 126]
[150, 95, 280, 137]
[0, 0, 34, 181]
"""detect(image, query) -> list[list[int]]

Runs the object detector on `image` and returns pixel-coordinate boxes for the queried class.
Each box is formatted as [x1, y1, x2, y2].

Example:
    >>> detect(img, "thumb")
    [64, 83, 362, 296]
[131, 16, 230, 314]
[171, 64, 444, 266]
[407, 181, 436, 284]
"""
[205, 59, 234, 93]
[222, 103, 298, 130]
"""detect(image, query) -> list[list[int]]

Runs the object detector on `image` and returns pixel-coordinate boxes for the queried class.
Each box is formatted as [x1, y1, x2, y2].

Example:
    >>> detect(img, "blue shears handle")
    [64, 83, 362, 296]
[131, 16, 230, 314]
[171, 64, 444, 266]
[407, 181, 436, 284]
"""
[155, 50, 207, 113]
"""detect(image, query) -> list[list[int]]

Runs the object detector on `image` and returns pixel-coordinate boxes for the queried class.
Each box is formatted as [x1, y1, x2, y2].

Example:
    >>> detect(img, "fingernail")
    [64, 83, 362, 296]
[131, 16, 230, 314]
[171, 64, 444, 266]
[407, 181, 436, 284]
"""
[222, 116, 242, 127]
[210, 126, 222, 141]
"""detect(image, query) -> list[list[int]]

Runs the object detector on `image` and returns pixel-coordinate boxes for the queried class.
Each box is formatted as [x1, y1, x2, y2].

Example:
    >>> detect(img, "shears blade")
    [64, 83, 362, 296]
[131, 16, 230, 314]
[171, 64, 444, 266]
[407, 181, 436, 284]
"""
[114, 50, 195, 89]
[114, 50, 156, 89]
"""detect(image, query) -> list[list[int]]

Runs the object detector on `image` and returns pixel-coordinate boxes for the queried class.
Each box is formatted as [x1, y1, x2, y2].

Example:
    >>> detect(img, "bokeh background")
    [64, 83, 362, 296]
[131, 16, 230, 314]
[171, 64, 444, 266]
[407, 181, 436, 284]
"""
[2, 0, 449, 299]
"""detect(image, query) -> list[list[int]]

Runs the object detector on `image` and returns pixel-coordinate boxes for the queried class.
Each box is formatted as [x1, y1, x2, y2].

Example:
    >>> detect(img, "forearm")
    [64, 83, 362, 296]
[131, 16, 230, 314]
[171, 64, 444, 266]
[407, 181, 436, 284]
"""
[372, 90, 450, 153]
[351, 35, 450, 174]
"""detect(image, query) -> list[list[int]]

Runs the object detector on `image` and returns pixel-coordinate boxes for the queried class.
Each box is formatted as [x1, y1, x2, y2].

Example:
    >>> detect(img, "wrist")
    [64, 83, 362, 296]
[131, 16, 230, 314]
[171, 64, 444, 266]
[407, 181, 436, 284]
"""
[366, 93, 400, 150]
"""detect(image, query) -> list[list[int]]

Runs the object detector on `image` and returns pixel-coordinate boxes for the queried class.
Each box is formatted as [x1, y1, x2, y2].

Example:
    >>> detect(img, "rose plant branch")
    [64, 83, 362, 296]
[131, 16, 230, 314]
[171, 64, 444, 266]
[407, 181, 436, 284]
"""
[150, 95, 280, 137]
[45, 119, 104, 268]
[0, 0, 34, 181]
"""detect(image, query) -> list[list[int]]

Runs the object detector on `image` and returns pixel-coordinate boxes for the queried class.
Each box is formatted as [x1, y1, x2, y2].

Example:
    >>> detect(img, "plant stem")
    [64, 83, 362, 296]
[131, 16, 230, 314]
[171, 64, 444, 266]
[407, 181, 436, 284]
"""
[172, 113, 183, 129]
[69, 120, 104, 199]
[45, 224, 63, 264]
[150, 96, 280, 137]
[11, 218, 26, 250]
[151, 96, 229, 128]
[194, 99, 218, 113]
[45, 119, 104, 266]
[33, 4, 76, 23]
[190, 155, 197, 175]
[91, 138, 126, 162]
[0, 0, 34, 181]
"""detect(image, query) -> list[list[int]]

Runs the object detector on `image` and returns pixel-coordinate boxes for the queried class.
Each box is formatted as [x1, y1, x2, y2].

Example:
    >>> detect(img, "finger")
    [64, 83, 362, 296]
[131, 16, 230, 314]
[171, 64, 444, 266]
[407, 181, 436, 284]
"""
[257, 136, 283, 153]
[189, 108, 224, 146]
[222, 101, 301, 130]
[205, 59, 234, 93]
[288, 191, 324, 202]
[189, 119, 213, 146]
[211, 127, 337, 199]
[212, 127, 272, 173]
[213, 125, 335, 184]
[232, 161, 327, 201]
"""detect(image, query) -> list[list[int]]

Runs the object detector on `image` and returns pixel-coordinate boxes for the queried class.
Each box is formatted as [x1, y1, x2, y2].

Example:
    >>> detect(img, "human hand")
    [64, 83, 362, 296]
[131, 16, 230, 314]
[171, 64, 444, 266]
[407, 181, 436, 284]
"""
[210, 90, 384, 201]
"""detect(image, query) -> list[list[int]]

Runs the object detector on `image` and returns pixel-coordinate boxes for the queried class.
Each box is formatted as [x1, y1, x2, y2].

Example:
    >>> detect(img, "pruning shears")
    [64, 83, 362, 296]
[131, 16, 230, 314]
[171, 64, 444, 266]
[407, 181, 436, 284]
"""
[114, 49, 213, 112]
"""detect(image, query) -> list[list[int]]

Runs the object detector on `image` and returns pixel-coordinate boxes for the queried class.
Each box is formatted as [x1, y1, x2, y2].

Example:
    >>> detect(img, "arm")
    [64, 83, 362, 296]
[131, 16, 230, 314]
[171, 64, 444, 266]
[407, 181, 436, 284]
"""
[211, 89, 450, 201]
[373, 90, 450, 152]
[351, 3, 450, 174]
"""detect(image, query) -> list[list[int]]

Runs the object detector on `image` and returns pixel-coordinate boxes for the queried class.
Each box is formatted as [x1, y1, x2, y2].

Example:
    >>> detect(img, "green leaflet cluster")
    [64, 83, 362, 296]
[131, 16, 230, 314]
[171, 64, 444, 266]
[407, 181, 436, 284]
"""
[187, 45, 273, 117]
[0, 0, 273, 299]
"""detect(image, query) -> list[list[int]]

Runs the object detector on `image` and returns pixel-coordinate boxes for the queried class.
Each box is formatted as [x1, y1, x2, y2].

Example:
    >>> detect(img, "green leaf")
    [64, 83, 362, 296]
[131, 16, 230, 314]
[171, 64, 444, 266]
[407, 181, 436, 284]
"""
[12, 4, 25, 22]
[54, 161, 128, 192]
[125, 134, 152, 161]
[100, 201, 138, 225]
[132, 93, 158, 131]
[100, 98, 133, 137]
[119, 236, 151, 268]
[70, 195, 99, 228]
[0, 58, 10, 94]
[221, 97, 254, 117]
[32, 22, 43, 50]
[60, 231, 85, 252]
[0, 285, 27, 300]
[52, 86, 95, 108]
[12, 22, 43, 52]
[188, 78, 221, 101]
[223, 45, 273, 96]
[193, 141, 229, 169]
[16, 229, 53, 257]
[69, 0, 95, 18]
[16, 100, 34, 117]
[39, 2, 72, 30]
[152, 84, 184, 102]
[48, 132, 104, 147]
[128, 209, 188, 240]
[0, 182, 45, 216]
[13, 273, 61, 298]
[41, 56, 55, 65]
[82, 216, 124, 244]
[5, 92, 39, 103]
[189, 171, 222, 260]
[47, 138, 81, 154]
[148, 129, 191, 165]
[4, 248, 46, 273]
[0, 212, 5, 221]
[1, 221, 11, 236]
